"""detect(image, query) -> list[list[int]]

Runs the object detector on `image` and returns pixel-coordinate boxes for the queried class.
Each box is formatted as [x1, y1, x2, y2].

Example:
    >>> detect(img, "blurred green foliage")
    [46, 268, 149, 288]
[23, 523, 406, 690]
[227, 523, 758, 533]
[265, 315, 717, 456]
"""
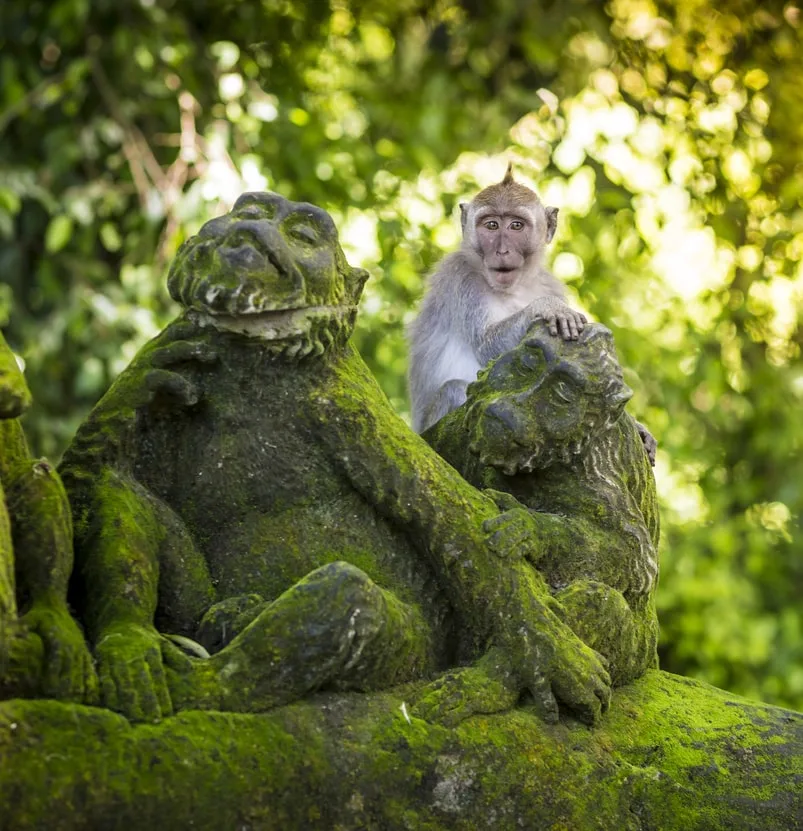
[1, 0, 801, 709]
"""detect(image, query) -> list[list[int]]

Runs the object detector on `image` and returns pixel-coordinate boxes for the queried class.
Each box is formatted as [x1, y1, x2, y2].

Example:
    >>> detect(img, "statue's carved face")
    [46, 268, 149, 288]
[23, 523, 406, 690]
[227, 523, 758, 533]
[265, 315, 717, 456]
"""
[465, 323, 632, 474]
[167, 192, 367, 341]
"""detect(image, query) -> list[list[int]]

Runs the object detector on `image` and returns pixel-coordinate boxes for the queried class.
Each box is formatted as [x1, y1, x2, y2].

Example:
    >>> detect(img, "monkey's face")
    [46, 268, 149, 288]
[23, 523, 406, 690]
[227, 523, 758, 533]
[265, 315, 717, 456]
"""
[465, 323, 632, 474]
[465, 198, 555, 292]
[473, 209, 536, 290]
[166, 192, 367, 342]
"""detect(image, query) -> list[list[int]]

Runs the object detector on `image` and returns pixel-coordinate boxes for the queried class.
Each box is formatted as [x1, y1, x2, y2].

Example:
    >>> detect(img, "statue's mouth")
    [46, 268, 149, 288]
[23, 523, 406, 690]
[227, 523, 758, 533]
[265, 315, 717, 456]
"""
[189, 304, 356, 340]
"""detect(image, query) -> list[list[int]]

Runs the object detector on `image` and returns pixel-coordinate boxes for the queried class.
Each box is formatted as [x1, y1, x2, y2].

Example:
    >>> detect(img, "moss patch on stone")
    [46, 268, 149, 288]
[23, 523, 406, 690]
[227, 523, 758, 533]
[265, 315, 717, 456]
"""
[1, 670, 801, 830]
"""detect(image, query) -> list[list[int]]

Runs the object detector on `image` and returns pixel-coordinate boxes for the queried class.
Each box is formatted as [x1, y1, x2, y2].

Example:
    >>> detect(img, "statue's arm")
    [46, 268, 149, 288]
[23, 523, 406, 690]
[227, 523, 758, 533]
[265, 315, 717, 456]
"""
[315, 352, 612, 724]
[0, 418, 99, 703]
[69, 467, 173, 720]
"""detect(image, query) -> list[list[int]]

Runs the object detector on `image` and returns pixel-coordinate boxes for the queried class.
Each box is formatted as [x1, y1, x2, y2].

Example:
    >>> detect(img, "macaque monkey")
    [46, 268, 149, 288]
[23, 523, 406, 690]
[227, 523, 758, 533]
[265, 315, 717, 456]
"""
[408, 164, 587, 433]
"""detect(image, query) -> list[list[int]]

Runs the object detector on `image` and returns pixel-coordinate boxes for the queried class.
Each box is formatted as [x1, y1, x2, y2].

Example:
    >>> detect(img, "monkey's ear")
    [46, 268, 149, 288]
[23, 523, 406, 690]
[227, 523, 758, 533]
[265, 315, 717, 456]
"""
[545, 207, 559, 243]
[502, 162, 514, 184]
[460, 202, 469, 234]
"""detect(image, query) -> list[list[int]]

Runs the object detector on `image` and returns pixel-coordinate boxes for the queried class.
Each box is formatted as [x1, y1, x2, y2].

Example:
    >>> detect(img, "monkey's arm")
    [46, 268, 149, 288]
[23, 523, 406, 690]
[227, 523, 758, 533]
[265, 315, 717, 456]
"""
[478, 297, 587, 365]
[317, 350, 612, 725]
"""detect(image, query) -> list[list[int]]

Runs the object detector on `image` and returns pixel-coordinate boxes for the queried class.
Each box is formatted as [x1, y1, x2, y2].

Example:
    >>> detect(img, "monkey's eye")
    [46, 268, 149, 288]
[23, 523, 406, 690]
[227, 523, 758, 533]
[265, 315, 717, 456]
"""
[509, 220, 524, 231]
[289, 224, 318, 244]
[483, 220, 499, 231]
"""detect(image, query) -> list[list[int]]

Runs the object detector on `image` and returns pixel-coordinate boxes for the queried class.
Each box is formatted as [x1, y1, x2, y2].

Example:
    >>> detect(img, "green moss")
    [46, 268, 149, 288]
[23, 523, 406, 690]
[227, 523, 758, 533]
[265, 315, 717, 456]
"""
[1, 670, 800, 829]
[0, 332, 97, 703]
[425, 322, 661, 688]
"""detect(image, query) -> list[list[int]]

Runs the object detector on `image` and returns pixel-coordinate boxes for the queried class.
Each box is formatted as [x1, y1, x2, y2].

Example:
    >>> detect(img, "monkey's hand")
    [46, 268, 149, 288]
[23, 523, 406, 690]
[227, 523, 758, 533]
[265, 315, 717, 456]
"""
[94, 623, 172, 722]
[21, 600, 99, 705]
[413, 647, 519, 727]
[527, 297, 587, 341]
[482, 489, 544, 565]
[635, 421, 657, 467]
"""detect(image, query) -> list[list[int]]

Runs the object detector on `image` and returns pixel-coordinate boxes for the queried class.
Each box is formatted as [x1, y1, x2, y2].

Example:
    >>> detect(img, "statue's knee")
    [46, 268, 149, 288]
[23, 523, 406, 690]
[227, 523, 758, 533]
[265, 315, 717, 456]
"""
[302, 561, 384, 612]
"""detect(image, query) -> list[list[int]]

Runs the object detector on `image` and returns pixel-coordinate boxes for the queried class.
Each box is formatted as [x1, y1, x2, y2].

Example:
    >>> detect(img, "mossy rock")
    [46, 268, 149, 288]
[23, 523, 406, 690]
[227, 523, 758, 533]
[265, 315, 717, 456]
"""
[1, 670, 801, 830]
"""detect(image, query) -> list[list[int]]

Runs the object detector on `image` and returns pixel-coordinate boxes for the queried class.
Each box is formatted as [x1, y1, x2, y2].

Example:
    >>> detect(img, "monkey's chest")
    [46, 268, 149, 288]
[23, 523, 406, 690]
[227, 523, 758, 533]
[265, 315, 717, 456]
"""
[485, 290, 530, 326]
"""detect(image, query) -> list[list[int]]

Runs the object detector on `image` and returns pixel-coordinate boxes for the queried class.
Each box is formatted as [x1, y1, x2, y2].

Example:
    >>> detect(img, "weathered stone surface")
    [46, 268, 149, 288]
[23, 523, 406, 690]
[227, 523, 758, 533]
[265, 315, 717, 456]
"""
[1, 670, 801, 830]
[0, 331, 97, 702]
[425, 322, 659, 689]
[1, 193, 801, 829]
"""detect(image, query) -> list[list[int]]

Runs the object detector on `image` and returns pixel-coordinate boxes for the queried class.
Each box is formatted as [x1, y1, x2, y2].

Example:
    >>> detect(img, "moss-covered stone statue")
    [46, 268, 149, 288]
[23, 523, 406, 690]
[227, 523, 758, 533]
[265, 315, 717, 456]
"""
[59, 192, 610, 725]
[424, 322, 659, 696]
[0, 331, 97, 702]
[3, 195, 802, 831]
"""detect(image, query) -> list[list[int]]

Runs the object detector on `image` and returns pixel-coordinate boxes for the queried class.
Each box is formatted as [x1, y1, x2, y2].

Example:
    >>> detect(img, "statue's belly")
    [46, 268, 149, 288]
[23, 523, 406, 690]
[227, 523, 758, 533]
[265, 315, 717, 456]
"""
[136, 395, 441, 612]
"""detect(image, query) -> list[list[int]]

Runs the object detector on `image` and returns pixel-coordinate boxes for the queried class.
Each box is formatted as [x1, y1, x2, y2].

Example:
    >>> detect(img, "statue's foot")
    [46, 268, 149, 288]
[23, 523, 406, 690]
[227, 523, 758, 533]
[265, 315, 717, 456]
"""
[164, 562, 434, 714]
[413, 648, 519, 727]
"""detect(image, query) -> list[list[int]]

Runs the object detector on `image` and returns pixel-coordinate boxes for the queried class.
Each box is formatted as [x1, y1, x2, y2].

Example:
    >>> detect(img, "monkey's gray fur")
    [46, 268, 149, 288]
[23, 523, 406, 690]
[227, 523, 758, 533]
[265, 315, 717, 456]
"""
[408, 252, 573, 432]
[407, 167, 585, 434]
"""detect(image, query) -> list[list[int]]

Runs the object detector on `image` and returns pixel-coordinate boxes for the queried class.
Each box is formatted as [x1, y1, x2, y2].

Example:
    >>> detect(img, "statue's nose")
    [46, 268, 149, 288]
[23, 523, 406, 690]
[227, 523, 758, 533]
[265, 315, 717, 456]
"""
[222, 219, 304, 308]
[227, 219, 296, 274]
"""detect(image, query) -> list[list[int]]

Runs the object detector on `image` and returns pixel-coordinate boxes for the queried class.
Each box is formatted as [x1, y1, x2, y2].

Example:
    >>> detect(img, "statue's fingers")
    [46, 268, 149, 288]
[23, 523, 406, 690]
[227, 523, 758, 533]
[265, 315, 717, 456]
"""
[151, 340, 218, 368]
[83, 655, 100, 705]
[112, 660, 146, 720]
[596, 677, 612, 714]
[531, 686, 560, 724]
[547, 315, 559, 337]
[482, 489, 522, 512]
[146, 648, 173, 718]
[482, 514, 507, 535]
[566, 316, 580, 340]
[99, 667, 119, 713]
[145, 369, 199, 407]
[527, 673, 559, 724]
[160, 638, 194, 672]
[486, 528, 526, 557]
[568, 686, 602, 725]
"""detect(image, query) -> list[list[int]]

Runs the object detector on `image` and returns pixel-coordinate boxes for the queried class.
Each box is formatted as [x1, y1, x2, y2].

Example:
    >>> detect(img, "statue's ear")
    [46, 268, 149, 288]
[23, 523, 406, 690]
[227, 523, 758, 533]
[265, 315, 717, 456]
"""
[545, 207, 559, 243]
[608, 383, 633, 418]
[460, 203, 469, 235]
[347, 266, 370, 305]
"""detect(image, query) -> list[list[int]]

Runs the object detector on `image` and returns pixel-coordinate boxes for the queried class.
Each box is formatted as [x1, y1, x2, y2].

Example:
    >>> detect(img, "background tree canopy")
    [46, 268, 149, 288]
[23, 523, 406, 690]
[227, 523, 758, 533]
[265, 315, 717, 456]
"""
[1, 0, 801, 710]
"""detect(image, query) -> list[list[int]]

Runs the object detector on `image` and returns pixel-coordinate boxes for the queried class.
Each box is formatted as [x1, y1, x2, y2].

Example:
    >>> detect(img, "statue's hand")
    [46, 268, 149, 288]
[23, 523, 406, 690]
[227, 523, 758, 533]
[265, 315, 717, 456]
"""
[482, 489, 543, 564]
[21, 601, 99, 705]
[94, 623, 172, 721]
[493, 575, 612, 725]
[142, 326, 219, 409]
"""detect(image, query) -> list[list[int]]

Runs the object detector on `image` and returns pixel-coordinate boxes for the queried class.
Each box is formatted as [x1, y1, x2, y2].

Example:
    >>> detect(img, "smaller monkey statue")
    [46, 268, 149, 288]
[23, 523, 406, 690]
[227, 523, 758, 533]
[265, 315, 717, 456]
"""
[408, 164, 587, 433]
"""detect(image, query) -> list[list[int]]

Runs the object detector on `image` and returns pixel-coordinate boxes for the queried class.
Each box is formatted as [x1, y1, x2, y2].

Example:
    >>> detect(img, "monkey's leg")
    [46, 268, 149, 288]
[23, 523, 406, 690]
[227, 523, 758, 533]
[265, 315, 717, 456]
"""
[164, 561, 434, 713]
[553, 580, 658, 686]
[421, 379, 469, 432]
